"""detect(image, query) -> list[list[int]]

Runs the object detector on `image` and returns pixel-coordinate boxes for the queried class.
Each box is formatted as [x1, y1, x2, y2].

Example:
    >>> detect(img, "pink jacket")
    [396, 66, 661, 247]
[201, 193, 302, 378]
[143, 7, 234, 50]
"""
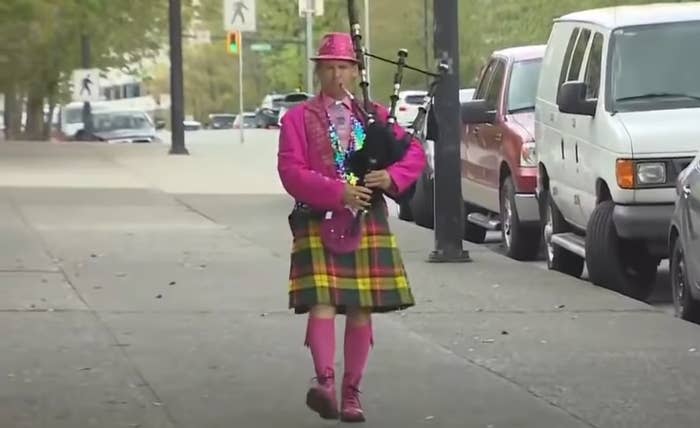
[277, 95, 427, 211]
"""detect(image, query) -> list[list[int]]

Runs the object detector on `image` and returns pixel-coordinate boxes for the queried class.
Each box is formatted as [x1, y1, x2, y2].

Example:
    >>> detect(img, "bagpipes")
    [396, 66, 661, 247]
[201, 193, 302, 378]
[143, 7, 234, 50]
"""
[343, 0, 449, 204]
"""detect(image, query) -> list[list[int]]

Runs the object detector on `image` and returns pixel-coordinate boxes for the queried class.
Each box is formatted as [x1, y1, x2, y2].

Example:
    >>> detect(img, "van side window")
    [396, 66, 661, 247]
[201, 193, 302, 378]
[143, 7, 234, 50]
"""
[568, 29, 592, 81]
[484, 60, 506, 110]
[584, 32, 604, 99]
[557, 28, 581, 96]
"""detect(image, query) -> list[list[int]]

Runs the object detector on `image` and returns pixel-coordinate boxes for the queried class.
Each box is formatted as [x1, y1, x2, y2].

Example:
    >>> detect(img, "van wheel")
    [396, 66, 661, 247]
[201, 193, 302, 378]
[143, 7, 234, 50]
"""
[464, 202, 487, 243]
[500, 176, 542, 261]
[670, 238, 700, 323]
[542, 190, 584, 277]
[585, 201, 657, 301]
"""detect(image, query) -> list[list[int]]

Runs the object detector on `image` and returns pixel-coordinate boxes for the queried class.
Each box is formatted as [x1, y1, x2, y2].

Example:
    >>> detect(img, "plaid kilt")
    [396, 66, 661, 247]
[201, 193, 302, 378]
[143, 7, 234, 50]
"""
[287, 201, 415, 314]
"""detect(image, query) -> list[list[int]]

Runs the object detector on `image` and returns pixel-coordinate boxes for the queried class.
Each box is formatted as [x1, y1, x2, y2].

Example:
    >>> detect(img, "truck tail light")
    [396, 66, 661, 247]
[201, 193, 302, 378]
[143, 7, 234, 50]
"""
[520, 142, 537, 167]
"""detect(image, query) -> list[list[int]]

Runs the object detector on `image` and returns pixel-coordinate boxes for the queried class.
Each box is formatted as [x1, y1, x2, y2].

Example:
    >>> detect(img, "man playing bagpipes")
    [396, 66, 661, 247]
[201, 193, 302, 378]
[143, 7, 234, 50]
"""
[277, 1, 450, 421]
[276, 31, 427, 422]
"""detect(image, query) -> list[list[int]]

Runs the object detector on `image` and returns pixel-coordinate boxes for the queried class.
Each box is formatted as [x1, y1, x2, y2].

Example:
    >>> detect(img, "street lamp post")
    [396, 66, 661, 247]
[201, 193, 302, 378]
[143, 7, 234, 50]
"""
[424, 0, 429, 88]
[80, 34, 93, 138]
[168, 0, 188, 155]
[429, 0, 470, 263]
[305, 0, 314, 93]
[364, 0, 371, 98]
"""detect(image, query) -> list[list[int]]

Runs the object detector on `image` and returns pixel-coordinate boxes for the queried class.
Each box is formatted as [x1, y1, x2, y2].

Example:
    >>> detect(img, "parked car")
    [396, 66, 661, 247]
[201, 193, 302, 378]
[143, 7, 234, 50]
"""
[458, 45, 545, 260]
[208, 113, 236, 129]
[406, 87, 476, 226]
[56, 101, 110, 140]
[233, 112, 257, 128]
[669, 153, 700, 323]
[395, 90, 428, 128]
[255, 93, 285, 128]
[277, 92, 313, 127]
[183, 120, 202, 131]
[535, 3, 700, 300]
[86, 109, 158, 143]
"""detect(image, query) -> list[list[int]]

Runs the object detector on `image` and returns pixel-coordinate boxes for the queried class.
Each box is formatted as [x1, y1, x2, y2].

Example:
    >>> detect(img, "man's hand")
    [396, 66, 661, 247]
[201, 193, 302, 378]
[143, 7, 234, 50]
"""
[342, 183, 373, 210]
[364, 170, 393, 191]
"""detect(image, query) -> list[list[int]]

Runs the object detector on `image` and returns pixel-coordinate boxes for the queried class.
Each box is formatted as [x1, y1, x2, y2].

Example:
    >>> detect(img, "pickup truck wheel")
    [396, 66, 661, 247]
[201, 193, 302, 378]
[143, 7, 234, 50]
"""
[500, 176, 542, 261]
[585, 201, 657, 301]
[670, 239, 700, 322]
[409, 170, 434, 228]
[464, 202, 487, 243]
[542, 190, 584, 277]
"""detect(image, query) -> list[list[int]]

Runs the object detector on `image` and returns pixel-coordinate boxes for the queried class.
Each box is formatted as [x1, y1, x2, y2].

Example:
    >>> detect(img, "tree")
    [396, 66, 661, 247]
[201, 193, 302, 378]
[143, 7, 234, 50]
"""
[111, 0, 700, 126]
[0, 0, 195, 139]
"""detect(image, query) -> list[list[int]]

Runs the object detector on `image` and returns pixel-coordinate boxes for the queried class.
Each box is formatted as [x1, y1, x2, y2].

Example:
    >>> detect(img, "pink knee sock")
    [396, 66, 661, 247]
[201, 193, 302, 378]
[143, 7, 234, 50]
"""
[343, 321, 373, 388]
[305, 316, 336, 379]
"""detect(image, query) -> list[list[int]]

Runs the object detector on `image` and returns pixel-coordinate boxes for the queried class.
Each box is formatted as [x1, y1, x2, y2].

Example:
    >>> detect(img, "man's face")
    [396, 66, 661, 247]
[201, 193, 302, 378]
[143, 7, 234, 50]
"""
[316, 60, 358, 98]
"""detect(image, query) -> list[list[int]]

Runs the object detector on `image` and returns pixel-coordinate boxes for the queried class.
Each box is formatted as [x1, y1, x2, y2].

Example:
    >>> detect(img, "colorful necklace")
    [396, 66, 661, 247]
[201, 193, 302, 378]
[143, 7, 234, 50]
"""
[326, 111, 366, 186]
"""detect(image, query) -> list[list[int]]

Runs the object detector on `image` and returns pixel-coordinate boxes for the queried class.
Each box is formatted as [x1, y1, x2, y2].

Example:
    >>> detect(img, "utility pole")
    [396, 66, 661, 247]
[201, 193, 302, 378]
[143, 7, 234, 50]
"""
[238, 32, 245, 144]
[305, 0, 314, 93]
[169, 0, 188, 155]
[364, 0, 371, 98]
[423, 0, 430, 88]
[429, 0, 470, 263]
[80, 34, 93, 139]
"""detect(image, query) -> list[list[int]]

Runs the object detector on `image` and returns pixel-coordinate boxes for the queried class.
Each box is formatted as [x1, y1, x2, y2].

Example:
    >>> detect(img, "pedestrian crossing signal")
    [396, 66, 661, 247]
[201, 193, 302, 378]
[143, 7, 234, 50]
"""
[226, 31, 240, 55]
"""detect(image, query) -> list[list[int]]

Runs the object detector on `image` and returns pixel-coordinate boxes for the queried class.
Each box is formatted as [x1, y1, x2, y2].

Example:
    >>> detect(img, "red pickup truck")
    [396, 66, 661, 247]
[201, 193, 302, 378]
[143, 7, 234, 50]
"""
[460, 45, 546, 260]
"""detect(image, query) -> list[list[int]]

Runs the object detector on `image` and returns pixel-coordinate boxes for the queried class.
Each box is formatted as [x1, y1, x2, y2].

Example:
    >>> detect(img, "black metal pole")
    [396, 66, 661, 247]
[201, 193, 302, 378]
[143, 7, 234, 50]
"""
[80, 34, 93, 139]
[428, 0, 470, 263]
[169, 0, 188, 155]
[424, 0, 430, 88]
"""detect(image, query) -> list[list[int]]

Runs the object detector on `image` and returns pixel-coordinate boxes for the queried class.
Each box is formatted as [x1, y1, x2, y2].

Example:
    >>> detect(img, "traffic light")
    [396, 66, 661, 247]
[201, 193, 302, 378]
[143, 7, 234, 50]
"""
[226, 31, 240, 55]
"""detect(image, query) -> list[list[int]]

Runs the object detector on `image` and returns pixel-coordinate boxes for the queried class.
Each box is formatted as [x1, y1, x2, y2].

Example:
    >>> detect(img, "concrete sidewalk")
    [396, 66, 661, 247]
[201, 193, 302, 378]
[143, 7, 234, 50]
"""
[1, 140, 699, 428]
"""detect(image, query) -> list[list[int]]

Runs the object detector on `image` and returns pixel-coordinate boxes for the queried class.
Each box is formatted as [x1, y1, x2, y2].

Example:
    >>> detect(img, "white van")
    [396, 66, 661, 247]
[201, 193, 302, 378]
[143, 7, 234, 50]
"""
[56, 101, 111, 140]
[535, 3, 700, 300]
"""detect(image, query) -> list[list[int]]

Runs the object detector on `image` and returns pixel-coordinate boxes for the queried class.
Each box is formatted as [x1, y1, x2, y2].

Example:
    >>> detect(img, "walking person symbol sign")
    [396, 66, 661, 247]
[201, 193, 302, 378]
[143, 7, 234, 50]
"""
[72, 68, 100, 102]
[223, 0, 256, 32]
[81, 75, 93, 96]
[231, 1, 247, 23]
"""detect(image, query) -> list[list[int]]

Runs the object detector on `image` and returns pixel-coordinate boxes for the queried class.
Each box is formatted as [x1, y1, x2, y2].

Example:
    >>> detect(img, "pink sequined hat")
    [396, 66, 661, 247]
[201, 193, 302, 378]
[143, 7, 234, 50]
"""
[310, 32, 358, 63]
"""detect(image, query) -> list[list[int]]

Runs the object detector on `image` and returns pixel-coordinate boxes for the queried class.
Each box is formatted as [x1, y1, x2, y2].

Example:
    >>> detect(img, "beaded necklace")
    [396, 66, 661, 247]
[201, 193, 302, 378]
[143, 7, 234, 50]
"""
[326, 110, 366, 186]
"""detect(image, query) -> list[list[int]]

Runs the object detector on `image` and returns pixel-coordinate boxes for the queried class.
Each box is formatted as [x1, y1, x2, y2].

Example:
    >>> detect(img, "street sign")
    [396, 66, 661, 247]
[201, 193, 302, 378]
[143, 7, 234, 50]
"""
[223, 0, 256, 32]
[250, 43, 271, 52]
[298, 0, 324, 16]
[71, 68, 100, 102]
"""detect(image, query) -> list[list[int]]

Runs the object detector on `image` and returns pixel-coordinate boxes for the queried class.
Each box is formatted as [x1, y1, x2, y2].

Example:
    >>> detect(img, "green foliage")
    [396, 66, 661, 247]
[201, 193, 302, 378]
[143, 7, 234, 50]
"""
[172, 0, 698, 119]
[3, 0, 696, 126]
[0, 0, 194, 99]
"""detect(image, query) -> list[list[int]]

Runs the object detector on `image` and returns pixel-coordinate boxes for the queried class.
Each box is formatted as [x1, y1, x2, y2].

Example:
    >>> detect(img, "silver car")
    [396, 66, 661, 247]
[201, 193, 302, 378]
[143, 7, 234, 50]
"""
[669, 153, 700, 322]
[90, 110, 158, 143]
